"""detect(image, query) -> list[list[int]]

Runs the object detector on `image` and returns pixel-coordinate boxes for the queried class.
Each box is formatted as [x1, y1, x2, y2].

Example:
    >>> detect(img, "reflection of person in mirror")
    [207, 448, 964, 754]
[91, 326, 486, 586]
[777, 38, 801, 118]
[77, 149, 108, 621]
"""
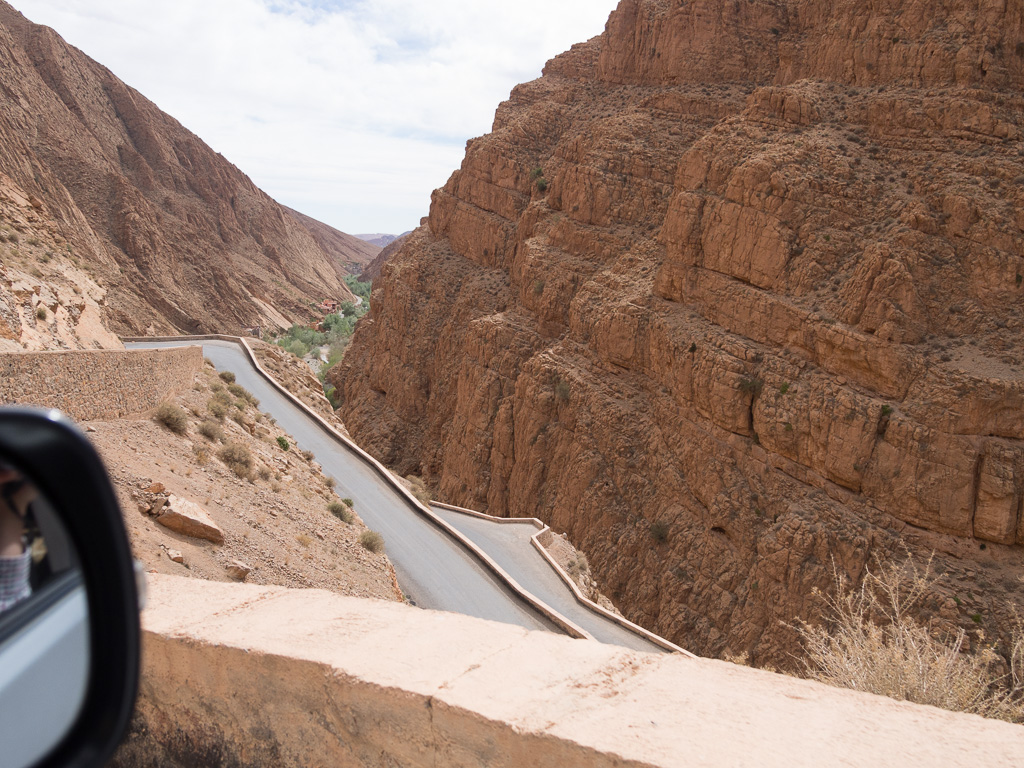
[0, 468, 35, 611]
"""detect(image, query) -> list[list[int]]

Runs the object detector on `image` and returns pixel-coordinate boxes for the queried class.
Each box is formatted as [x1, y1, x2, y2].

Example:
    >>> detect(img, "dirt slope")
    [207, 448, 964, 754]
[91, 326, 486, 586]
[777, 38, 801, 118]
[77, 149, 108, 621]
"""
[334, 0, 1024, 665]
[89, 360, 402, 601]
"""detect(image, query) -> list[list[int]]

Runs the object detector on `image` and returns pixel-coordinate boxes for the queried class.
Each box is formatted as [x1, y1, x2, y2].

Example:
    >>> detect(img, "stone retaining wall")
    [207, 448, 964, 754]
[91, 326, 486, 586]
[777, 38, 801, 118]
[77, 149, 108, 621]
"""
[0, 346, 203, 421]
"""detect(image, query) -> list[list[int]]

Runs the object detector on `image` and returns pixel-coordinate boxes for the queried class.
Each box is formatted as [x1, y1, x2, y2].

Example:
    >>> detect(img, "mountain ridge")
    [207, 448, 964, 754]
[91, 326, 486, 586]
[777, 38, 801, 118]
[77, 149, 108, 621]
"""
[0, 0, 362, 347]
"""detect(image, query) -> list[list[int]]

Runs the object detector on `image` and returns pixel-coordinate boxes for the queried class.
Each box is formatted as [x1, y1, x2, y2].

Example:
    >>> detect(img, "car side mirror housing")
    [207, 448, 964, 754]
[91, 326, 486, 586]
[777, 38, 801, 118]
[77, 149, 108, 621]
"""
[0, 408, 140, 768]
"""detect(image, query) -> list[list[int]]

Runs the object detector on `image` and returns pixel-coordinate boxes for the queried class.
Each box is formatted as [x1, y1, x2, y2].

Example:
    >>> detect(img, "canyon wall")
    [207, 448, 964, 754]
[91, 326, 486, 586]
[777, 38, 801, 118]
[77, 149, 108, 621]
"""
[336, 0, 1024, 664]
[0, 1, 374, 344]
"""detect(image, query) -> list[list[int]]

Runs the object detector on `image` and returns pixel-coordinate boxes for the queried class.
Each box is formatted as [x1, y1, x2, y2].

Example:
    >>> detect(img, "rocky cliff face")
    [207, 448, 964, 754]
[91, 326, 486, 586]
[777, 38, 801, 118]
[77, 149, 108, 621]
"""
[336, 0, 1024, 664]
[0, 1, 360, 347]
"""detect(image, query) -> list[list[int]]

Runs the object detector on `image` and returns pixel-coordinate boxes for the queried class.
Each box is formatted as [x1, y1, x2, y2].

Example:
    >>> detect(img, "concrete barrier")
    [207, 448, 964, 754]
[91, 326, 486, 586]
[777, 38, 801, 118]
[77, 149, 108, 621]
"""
[112, 574, 1024, 768]
[432, 502, 692, 656]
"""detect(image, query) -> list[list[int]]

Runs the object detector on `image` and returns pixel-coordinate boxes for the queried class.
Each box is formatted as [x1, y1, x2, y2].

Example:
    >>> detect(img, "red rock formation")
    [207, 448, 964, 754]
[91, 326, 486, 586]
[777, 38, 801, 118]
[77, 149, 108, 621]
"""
[336, 0, 1024, 664]
[0, 1, 359, 340]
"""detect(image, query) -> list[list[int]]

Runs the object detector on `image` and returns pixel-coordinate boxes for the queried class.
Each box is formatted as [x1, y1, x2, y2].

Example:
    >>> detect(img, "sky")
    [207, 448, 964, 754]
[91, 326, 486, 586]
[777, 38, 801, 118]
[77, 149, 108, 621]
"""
[14, 0, 619, 236]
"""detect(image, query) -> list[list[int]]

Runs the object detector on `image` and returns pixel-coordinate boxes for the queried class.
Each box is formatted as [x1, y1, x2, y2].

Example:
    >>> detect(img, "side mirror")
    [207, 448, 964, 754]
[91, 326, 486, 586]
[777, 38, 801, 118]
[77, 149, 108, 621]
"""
[0, 408, 140, 768]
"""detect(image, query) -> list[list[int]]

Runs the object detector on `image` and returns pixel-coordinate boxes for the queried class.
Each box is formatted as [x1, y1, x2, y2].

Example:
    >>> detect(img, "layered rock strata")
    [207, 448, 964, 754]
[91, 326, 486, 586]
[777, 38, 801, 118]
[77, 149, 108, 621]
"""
[336, 0, 1024, 663]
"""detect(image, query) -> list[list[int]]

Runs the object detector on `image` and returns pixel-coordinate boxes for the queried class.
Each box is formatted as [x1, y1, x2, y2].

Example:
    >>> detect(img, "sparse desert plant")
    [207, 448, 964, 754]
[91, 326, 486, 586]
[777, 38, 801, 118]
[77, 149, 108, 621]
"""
[796, 556, 1024, 723]
[324, 476, 336, 490]
[360, 530, 384, 553]
[207, 399, 228, 420]
[198, 419, 225, 442]
[219, 371, 236, 383]
[276, 436, 290, 451]
[34, 306, 47, 320]
[405, 475, 431, 505]
[329, 501, 353, 524]
[342, 498, 354, 508]
[154, 403, 188, 434]
[218, 442, 253, 479]
[554, 378, 570, 402]
[296, 533, 312, 548]
[739, 377, 764, 396]
[257, 466, 272, 481]
[301, 449, 315, 461]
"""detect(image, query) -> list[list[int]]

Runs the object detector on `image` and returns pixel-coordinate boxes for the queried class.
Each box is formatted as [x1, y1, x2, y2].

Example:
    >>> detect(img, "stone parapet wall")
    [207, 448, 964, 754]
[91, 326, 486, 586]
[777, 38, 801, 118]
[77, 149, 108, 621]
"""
[112, 575, 1024, 768]
[0, 346, 203, 421]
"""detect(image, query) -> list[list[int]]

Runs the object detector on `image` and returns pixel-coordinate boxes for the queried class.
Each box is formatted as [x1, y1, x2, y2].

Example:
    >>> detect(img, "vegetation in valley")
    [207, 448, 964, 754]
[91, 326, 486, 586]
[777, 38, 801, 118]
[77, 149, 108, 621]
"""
[270, 276, 372, 406]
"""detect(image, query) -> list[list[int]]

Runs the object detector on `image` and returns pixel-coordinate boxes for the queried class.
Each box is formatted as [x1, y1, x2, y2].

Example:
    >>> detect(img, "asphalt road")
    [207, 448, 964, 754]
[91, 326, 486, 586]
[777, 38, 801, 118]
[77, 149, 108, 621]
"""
[431, 507, 665, 653]
[127, 340, 557, 634]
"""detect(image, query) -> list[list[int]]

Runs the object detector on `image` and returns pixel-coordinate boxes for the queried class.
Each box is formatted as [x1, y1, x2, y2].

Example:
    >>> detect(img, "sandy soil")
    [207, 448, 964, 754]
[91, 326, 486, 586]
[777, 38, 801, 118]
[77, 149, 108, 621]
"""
[86, 360, 403, 602]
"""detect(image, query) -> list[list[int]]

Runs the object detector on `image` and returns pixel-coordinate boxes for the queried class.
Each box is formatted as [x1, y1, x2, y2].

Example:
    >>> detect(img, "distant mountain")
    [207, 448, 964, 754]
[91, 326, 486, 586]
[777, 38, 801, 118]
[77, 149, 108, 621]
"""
[359, 234, 408, 283]
[0, 0, 361, 344]
[284, 207, 380, 276]
[354, 232, 413, 249]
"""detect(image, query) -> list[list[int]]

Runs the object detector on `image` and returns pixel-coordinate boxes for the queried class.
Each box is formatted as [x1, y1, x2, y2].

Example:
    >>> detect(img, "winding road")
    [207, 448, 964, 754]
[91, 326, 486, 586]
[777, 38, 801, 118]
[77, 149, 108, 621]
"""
[128, 339, 666, 653]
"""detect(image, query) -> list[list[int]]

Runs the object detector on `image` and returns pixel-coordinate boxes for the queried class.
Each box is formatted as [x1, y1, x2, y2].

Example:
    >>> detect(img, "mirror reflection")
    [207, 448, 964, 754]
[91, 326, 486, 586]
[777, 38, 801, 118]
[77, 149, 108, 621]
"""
[0, 462, 91, 768]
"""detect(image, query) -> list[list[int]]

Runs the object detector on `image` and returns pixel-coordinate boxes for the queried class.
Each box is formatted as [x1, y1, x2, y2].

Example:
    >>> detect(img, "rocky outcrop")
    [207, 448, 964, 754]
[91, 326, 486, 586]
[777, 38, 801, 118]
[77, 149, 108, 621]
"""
[0, 1, 360, 343]
[336, 0, 1024, 665]
[154, 495, 225, 544]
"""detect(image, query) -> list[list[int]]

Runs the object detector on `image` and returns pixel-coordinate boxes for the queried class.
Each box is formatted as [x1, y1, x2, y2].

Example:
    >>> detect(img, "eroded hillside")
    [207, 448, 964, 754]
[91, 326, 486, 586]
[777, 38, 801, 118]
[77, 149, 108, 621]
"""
[0, 1, 374, 347]
[335, 0, 1024, 665]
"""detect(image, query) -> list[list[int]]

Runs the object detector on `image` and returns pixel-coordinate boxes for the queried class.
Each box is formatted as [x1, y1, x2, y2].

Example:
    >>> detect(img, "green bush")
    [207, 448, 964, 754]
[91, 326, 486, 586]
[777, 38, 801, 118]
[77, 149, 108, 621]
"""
[155, 403, 189, 434]
[276, 436, 289, 451]
[34, 306, 47, 320]
[328, 501, 353, 523]
[360, 530, 384, 553]
[342, 497, 354, 507]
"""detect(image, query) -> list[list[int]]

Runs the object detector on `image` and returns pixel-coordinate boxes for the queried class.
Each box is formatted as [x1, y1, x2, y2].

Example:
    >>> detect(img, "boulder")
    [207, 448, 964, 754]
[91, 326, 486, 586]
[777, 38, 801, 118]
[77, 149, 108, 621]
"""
[156, 495, 224, 544]
[225, 560, 251, 581]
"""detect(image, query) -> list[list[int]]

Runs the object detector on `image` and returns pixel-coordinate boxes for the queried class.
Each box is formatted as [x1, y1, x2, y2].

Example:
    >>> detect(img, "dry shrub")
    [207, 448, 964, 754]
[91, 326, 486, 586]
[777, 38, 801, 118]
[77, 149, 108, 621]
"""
[218, 371, 236, 383]
[796, 556, 1024, 722]
[154, 403, 188, 434]
[360, 530, 384, 553]
[296, 534, 312, 548]
[207, 398, 228, 421]
[217, 442, 253, 479]
[405, 475, 431, 505]
[198, 419, 225, 442]
[328, 501, 353, 524]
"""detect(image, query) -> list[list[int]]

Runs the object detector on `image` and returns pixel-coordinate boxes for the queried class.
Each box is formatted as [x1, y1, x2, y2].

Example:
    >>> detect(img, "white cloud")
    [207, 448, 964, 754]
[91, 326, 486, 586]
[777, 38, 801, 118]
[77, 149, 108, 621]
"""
[13, 0, 619, 234]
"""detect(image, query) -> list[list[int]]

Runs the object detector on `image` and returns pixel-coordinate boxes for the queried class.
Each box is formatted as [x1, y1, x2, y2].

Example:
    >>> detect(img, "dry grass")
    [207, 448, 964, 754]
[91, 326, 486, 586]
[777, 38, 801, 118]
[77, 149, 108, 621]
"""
[328, 501, 353, 524]
[405, 475, 431, 506]
[360, 530, 384, 553]
[154, 402, 189, 434]
[796, 556, 1024, 723]
[217, 442, 253, 479]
